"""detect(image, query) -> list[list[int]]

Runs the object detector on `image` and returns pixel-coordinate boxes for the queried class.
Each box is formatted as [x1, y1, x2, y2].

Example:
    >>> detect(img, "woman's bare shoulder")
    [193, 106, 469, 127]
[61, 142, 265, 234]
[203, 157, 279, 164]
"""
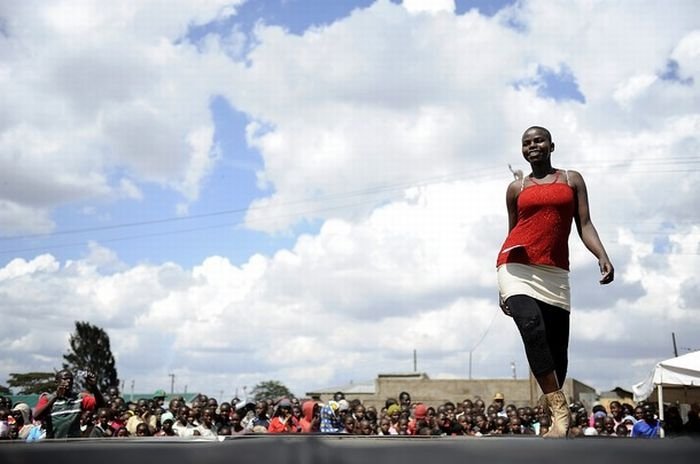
[563, 169, 583, 178]
[506, 178, 521, 196]
[564, 169, 586, 188]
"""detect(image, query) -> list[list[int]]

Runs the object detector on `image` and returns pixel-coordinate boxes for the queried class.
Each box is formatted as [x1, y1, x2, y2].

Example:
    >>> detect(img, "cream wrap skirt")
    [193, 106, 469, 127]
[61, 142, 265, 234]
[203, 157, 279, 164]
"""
[497, 263, 571, 311]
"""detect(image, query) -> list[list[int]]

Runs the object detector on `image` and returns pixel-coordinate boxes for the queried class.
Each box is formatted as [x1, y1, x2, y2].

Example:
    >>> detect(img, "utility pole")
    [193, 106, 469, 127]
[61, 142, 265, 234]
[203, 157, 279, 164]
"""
[672, 332, 679, 357]
[413, 349, 417, 372]
[169, 373, 175, 394]
[469, 351, 473, 380]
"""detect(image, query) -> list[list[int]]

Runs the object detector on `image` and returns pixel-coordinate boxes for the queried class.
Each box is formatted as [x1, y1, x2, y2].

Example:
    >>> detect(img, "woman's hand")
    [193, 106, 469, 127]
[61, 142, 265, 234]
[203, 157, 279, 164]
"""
[598, 258, 614, 285]
[499, 294, 511, 317]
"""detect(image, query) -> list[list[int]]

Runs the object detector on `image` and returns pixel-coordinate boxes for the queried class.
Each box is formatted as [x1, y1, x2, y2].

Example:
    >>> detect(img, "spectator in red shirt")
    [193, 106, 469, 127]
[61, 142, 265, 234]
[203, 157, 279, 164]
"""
[299, 400, 319, 433]
[268, 399, 299, 433]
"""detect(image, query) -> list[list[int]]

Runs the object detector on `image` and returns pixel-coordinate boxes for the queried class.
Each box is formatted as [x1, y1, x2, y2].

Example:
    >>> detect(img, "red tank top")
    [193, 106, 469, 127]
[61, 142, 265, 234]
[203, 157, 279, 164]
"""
[496, 172, 575, 271]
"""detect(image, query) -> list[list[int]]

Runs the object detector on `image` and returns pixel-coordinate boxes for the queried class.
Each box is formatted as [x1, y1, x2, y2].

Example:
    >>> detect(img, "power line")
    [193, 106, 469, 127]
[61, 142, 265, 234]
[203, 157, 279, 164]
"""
[469, 306, 500, 353]
[1, 158, 698, 255]
[0, 164, 506, 243]
[0, 199, 377, 255]
[5, 154, 698, 243]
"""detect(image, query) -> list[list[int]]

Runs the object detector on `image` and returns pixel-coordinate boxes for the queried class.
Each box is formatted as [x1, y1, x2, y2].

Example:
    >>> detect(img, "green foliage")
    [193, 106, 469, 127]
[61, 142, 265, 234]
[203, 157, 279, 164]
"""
[250, 380, 294, 402]
[7, 372, 57, 394]
[62, 321, 119, 392]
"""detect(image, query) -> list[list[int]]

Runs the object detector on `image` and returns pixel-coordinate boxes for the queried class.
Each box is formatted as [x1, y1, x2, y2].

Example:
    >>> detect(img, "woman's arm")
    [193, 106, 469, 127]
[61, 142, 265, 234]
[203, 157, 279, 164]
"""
[505, 180, 520, 233]
[500, 181, 521, 316]
[570, 170, 614, 284]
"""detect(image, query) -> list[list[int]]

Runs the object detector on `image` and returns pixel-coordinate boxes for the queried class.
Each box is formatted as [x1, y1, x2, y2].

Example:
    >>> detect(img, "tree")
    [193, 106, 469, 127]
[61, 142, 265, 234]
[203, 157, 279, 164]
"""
[63, 321, 119, 392]
[6, 372, 57, 394]
[250, 380, 294, 402]
[0, 384, 12, 395]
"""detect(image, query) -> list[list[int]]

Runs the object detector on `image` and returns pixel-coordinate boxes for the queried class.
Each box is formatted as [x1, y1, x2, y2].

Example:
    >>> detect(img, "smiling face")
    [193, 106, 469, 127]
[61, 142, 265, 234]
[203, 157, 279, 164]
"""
[609, 401, 622, 419]
[521, 127, 554, 165]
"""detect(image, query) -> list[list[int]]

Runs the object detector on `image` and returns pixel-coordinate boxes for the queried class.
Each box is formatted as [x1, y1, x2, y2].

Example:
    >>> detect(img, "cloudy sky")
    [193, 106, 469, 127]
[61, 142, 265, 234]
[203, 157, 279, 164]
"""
[1, 0, 698, 401]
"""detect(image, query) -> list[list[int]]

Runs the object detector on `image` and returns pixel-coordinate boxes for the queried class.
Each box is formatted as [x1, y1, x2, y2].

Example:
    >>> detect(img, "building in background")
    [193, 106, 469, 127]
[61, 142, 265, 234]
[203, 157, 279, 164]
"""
[306, 372, 597, 410]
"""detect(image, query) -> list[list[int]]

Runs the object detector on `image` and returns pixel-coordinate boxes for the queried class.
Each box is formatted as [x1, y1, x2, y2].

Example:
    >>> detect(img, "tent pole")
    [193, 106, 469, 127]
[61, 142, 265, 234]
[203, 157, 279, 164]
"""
[657, 384, 665, 438]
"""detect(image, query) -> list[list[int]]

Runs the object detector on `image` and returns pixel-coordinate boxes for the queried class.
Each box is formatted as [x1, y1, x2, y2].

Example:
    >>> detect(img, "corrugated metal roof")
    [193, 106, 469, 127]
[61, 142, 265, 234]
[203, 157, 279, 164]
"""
[306, 381, 375, 395]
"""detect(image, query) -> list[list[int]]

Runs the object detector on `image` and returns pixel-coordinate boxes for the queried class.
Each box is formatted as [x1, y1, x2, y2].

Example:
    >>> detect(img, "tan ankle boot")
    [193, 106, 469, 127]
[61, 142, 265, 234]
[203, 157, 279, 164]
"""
[542, 390, 569, 438]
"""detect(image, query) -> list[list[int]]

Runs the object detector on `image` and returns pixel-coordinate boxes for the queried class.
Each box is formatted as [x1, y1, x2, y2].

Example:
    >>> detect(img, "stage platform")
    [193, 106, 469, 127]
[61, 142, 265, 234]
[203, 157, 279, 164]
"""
[1, 434, 698, 464]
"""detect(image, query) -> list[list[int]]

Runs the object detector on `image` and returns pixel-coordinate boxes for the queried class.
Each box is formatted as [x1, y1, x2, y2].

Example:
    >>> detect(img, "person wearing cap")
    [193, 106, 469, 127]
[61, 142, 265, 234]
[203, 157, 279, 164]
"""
[10, 403, 34, 440]
[160, 397, 181, 424]
[268, 399, 299, 433]
[408, 403, 428, 435]
[337, 399, 350, 421]
[588, 403, 606, 428]
[492, 393, 507, 418]
[153, 389, 167, 407]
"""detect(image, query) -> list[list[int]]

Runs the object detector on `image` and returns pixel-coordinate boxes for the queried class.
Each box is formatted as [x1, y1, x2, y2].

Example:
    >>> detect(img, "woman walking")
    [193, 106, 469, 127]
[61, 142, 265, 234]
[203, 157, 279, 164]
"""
[497, 126, 614, 438]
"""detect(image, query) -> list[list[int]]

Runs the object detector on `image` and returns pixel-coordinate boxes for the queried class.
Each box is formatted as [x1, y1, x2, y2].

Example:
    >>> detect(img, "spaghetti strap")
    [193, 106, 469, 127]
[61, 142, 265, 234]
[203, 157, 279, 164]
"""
[520, 176, 525, 191]
[565, 170, 570, 186]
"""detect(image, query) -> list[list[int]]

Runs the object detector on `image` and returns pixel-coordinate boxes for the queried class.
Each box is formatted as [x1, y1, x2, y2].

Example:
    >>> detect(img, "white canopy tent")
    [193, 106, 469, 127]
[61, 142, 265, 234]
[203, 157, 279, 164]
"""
[632, 350, 700, 437]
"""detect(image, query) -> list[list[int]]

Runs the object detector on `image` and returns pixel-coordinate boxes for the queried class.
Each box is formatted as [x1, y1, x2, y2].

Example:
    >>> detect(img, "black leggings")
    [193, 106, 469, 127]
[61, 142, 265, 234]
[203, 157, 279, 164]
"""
[507, 294, 570, 384]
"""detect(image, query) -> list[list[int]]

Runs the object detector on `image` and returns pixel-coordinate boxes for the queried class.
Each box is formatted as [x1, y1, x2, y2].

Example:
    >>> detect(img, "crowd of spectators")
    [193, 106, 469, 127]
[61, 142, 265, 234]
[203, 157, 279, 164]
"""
[1, 372, 699, 440]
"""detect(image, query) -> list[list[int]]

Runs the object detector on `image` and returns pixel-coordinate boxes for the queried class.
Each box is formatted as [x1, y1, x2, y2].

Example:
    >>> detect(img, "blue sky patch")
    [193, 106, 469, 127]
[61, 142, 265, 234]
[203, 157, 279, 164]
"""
[514, 64, 586, 103]
[659, 59, 694, 86]
[187, 0, 376, 45]
[653, 235, 672, 254]
[454, 0, 517, 16]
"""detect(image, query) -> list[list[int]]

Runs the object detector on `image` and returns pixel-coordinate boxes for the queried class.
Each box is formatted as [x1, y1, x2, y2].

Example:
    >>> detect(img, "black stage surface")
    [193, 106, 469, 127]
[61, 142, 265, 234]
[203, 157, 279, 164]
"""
[1, 435, 698, 464]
